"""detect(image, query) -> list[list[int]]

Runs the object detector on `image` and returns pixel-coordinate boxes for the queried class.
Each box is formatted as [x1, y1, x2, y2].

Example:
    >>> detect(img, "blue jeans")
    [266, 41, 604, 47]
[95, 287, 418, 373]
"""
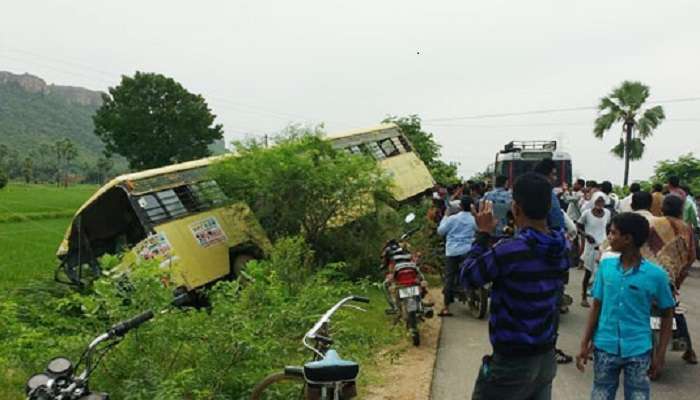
[592, 349, 650, 400]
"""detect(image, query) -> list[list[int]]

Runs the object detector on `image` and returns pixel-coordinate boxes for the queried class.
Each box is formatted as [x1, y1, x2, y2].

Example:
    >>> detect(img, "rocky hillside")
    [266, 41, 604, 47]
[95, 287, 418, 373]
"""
[0, 71, 106, 159]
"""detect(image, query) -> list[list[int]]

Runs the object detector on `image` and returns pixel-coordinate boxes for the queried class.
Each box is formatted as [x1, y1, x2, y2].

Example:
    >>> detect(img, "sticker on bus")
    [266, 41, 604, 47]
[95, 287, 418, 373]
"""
[137, 232, 173, 260]
[190, 216, 228, 248]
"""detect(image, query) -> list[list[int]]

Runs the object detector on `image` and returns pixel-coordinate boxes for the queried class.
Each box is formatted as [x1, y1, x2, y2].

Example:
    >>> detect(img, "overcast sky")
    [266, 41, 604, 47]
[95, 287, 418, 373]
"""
[2, 0, 700, 182]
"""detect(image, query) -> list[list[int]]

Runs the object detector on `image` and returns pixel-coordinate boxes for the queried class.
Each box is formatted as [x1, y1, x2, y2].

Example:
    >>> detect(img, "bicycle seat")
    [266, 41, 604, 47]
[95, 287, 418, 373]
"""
[303, 349, 359, 383]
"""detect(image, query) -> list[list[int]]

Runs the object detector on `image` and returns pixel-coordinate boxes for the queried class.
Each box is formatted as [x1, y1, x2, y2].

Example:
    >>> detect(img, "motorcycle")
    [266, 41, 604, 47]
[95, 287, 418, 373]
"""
[453, 280, 489, 319]
[380, 213, 433, 346]
[651, 289, 686, 355]
[25, 310, 154, 400]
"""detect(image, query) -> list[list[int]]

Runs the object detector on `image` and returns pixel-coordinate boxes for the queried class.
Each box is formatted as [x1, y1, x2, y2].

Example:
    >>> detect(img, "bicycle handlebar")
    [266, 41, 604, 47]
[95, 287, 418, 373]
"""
[351, 295, 370, 303]
[303, 296, 369, 357]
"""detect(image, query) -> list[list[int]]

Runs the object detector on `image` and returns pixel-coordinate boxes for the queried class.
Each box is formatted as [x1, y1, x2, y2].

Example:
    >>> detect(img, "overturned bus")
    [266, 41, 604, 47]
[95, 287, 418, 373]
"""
[56, 156, 270, 292]
[327, 123, 435, 202]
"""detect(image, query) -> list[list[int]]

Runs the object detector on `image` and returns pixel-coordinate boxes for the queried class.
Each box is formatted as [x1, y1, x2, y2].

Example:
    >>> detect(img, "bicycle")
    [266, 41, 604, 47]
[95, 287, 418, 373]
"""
[25, 310, 154, 400]
[250, 295, 370, 400]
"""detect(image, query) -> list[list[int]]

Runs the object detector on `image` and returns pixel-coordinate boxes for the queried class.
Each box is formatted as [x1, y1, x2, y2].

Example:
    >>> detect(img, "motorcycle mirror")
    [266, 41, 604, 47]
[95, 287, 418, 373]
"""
[404, 213, 416, 224]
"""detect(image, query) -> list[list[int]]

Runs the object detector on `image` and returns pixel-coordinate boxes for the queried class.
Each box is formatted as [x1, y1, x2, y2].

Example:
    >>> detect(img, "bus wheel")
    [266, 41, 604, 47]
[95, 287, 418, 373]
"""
[231, 253, 256, 282]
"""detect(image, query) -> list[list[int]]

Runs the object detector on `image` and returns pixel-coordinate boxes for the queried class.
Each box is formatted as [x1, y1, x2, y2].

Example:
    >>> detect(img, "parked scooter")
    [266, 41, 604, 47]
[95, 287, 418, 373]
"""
[380, 213, 433, 346]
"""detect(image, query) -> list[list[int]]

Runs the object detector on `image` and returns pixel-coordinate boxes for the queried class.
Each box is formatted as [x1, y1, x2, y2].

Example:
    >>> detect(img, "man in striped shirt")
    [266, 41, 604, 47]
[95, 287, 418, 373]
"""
[461, 172, 571, 400]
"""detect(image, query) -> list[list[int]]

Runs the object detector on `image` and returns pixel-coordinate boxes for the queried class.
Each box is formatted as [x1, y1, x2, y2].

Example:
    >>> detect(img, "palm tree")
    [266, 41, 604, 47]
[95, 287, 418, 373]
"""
[593, 81, 665, 186]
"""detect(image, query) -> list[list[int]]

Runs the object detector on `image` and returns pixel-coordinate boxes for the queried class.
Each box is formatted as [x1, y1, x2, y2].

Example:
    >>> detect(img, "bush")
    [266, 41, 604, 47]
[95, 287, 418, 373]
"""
[0, 237, 401, 399]
[211, 129, 395, 277]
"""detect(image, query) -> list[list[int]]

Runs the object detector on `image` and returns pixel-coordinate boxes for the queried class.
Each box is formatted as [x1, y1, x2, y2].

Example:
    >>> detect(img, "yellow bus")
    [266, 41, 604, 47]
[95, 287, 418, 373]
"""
[56, 155, 270, 292]
[326, 123, 435, 201]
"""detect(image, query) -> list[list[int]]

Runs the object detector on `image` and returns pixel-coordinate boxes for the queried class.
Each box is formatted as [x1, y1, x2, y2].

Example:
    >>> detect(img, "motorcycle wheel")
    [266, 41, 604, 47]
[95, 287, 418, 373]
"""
[468, 288, 488, 319]
[408, 311, 420, 346]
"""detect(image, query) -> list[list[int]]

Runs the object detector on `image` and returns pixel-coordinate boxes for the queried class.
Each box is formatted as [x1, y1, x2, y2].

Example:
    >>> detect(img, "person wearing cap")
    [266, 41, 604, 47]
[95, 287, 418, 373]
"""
[437, 195, 477, 317]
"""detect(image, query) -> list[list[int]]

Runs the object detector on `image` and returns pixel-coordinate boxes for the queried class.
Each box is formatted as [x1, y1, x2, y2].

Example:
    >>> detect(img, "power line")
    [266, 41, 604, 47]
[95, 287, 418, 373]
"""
[423, 118, 700, 129]
[423, 97, 700, 122]
[0, 47, 351, 129]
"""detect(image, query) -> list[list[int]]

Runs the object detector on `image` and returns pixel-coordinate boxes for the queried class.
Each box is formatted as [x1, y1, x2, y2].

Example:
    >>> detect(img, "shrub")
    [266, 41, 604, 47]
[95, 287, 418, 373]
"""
[0, 237, 401, 399]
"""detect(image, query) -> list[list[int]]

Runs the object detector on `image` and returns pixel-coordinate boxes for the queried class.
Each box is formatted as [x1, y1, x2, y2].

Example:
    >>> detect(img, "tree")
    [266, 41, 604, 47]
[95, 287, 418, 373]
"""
[0, 144, 8, 168]
[653, 153, 700, 194]
[211, 130, 392, 249]
[96, 157, 114, 184]
[53, 138, 78, 187]
[22, 157, 33, 183]
[382, 115, 460, 185]
[93, 72, 224, 170]
[594, 81, 665, 186]
[0, 168, 7, 190]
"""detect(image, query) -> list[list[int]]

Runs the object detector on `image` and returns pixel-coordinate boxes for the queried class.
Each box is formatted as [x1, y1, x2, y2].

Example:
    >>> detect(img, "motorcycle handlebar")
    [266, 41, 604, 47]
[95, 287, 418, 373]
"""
[109, 310, 154, 337]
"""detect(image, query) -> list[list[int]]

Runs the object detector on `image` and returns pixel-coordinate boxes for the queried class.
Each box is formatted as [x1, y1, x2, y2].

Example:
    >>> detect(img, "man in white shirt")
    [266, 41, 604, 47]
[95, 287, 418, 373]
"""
[619, 183, 641, 213]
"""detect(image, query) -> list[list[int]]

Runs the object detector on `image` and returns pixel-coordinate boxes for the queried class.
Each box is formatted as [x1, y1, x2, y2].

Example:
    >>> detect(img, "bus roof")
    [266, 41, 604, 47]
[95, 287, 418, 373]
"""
[326, 123, 400, 140]
[72, 154, 231, 218]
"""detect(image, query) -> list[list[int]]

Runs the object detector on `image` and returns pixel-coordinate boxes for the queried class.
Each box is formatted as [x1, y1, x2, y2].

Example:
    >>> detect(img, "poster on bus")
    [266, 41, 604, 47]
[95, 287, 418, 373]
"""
[190, 216, 228, 248]
[137, 232, 172, 260]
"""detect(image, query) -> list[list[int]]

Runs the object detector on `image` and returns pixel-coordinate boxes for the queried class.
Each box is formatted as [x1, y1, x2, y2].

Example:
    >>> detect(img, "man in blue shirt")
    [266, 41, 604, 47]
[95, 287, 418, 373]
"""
[482, 175, 512, 235]
[461, 172, 570, 399]
[576, 213, 675, 399]
[437, 195, 476, 317]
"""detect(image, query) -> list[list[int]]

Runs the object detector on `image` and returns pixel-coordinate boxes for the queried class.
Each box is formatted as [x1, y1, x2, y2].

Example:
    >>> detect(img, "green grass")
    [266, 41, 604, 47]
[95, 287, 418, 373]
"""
[0, 218, 73, 292]
[0, 182, 96, 218]
[0, 183, 97, 292]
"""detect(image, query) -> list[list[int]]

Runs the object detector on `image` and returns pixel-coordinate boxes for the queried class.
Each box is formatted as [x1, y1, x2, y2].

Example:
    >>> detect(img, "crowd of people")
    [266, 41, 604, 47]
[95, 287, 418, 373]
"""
[426, 161, 699, 400]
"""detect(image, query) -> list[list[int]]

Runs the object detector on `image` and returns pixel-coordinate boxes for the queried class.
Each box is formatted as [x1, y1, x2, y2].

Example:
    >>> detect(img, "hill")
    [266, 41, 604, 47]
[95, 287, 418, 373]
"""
[0, 71, 227, 182]
[0, 71, 105, 159]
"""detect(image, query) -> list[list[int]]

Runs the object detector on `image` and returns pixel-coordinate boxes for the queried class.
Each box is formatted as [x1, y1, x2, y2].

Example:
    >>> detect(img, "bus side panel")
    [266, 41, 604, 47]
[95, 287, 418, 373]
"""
[379, 152, 434, 201]
[156, 203, 270, 290]
[156, 213, 229, 290]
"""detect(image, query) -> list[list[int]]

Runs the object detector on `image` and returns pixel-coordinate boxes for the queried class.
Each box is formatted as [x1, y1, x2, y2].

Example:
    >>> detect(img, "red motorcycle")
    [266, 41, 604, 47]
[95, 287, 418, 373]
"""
[380, 213, 433, 346]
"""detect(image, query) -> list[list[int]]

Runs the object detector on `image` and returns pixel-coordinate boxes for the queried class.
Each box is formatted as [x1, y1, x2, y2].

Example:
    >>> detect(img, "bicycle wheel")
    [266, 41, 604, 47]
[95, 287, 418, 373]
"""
[250, 371, 306, 400]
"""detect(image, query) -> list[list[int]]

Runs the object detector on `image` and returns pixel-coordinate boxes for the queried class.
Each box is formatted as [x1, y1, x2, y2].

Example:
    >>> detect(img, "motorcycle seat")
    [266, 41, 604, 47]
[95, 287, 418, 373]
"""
[391, 254, 413, 262]
[394, 261, 417, 271]
[303, 349, 359, 383]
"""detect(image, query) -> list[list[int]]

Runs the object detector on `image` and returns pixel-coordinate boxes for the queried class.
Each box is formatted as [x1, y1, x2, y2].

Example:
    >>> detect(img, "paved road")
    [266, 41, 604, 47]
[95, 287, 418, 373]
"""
[431, 266, 700, 400]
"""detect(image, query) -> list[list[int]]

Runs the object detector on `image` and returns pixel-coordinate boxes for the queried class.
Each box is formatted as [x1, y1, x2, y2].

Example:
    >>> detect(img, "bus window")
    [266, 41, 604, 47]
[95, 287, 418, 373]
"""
[397, 135, 412, 152]
[137, 190, 187, 224]
[177, 180, 229, 212]
[378, 138, 400, 157]
[368, 142, 386, 160]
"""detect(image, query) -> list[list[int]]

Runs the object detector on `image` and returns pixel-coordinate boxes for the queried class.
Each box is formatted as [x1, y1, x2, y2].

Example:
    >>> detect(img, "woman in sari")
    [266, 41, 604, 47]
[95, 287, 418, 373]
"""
[644, 195, 697, 364]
